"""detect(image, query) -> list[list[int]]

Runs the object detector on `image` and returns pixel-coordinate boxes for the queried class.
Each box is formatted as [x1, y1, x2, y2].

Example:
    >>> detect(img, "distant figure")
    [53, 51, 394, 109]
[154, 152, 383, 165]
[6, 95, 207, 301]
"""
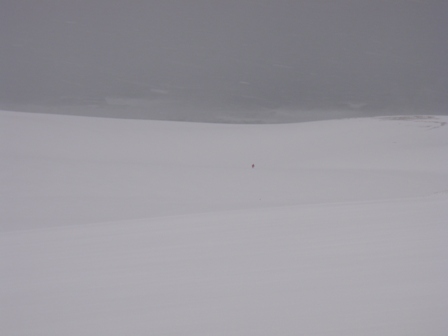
[252, 164, 255, 168]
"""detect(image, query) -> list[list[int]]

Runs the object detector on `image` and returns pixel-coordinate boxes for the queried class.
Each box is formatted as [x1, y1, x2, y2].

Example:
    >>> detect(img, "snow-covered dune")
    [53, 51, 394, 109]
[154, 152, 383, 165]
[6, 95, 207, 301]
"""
[2, 111, 447, 230]
[1, 111, 447, 335]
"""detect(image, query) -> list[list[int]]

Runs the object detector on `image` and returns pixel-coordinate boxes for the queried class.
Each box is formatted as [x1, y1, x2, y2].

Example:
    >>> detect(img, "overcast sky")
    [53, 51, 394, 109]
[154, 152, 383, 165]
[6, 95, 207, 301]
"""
[1, 1, 447, 115]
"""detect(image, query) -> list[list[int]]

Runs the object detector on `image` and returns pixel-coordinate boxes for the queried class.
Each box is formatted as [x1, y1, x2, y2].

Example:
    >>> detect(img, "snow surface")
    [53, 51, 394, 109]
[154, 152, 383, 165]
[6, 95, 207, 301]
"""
[1, 110, 447, 335]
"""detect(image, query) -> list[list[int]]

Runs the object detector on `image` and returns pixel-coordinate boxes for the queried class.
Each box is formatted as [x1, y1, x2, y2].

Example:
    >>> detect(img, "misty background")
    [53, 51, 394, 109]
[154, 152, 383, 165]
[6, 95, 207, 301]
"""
[1, 1, 447, 122]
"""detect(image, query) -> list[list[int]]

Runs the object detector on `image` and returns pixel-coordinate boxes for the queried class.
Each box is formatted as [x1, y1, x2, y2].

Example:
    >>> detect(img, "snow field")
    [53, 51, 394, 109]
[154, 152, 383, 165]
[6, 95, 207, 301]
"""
[1, 111, 447, 335]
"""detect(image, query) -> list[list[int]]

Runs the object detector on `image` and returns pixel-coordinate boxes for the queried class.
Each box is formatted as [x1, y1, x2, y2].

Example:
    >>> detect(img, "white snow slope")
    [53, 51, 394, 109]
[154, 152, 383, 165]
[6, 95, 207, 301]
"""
[1, 110, 447, 335]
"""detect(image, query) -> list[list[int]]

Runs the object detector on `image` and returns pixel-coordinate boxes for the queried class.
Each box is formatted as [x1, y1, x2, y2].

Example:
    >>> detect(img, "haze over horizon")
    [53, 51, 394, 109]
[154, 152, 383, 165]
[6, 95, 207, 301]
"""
[1, 1, 447, 121]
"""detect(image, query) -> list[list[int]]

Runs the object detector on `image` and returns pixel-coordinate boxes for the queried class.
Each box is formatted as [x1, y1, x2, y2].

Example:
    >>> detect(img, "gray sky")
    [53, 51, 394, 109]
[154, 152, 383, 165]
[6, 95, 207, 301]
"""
[1, 1, 447, 116]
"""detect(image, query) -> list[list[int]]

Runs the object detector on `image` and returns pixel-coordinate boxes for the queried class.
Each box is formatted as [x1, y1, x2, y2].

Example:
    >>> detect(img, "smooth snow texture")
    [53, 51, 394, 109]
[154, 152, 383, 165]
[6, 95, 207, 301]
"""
[1, 110, 448, 335]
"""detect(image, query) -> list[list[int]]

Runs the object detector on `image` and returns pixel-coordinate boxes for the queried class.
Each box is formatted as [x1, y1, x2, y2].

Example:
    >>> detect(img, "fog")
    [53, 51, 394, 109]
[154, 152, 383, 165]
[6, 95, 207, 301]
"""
[1, 1, 447, 122]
